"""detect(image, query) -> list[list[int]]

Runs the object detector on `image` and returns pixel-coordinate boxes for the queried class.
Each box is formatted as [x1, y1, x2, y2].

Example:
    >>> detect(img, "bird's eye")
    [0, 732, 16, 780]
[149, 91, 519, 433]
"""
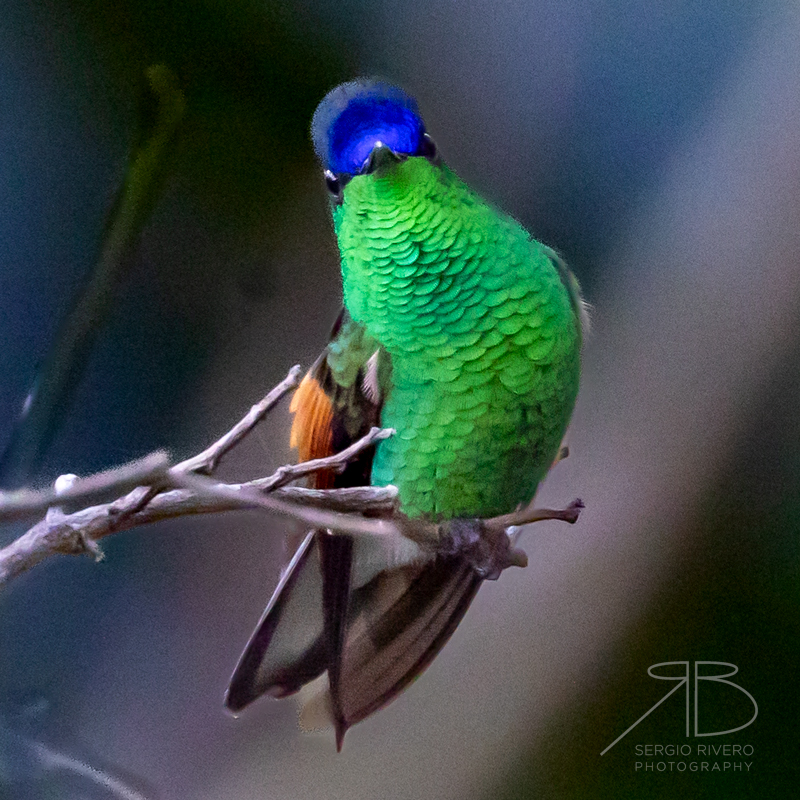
[418, 133, 439, 162]
[324, 170, 341, 197]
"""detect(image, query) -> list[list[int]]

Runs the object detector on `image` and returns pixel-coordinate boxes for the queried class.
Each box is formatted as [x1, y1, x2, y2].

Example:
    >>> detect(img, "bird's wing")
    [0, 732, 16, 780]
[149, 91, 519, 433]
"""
[335, 556, 482, 740]
[225, 529, 327, 709]
[543, 244, 591, 340]
[226, 310, 382, 712]
[226, 311, 483, 750]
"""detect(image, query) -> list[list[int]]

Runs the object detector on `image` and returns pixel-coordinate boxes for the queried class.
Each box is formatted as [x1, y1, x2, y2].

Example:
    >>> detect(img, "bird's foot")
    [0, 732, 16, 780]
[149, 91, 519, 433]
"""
[437, 518, 527, 580]
[436, 498, 585, 579]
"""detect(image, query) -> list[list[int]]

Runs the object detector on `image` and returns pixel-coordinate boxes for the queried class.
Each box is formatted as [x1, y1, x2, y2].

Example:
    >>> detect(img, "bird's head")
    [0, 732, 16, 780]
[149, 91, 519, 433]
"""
[311, 79, 441, 205]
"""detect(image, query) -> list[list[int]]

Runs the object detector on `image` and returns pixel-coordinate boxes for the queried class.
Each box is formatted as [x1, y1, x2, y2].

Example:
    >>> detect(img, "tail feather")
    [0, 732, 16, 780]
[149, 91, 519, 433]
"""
[336, 556, 481, 737]
[226, 532, 326, 712]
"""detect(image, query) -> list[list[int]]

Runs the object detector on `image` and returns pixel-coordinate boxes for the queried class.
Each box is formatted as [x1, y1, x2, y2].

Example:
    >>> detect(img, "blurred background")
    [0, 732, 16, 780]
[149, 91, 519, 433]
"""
[1, 0, 799, 797]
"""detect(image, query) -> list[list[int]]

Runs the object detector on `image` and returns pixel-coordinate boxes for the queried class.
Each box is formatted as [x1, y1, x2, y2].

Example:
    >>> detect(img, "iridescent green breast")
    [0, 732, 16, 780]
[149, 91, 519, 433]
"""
[334, 158, 581, 519]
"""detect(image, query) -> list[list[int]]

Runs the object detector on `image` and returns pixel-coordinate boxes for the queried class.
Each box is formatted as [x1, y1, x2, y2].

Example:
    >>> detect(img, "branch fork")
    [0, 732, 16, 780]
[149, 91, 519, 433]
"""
[0, 365, 582, 591]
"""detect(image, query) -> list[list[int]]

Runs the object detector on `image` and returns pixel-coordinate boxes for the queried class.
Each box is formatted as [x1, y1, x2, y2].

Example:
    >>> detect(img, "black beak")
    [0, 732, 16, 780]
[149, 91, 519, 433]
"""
[363, 143, 403, 175]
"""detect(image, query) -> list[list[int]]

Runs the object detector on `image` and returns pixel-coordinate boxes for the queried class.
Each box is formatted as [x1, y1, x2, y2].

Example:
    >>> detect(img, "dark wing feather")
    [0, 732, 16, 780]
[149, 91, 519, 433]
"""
[226, 310, 380, 713]
[227, 310, 485, 749]
[226, 531, 326, 710]
[318, 531, 354, 746]
[336, 556, 482, 737]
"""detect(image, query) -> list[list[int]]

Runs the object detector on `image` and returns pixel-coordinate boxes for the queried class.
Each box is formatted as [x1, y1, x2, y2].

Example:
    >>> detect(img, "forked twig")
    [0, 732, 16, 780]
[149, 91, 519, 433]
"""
[0, 365, 582, 591]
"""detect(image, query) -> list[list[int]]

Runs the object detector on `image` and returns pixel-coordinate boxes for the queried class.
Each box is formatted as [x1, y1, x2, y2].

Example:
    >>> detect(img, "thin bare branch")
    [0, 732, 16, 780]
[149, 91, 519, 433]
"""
[171, 471, 404, 540]
[0, 366, 312, 589]
[175, 365, 303, 475]
[254, 426, 394, 492]
[485, 497, 584, 534]
[0, 480, 398, 589]
[105, 365, 306, 522]
[274, 485, 397, 513]
[0, 360, 582, 593]
[0, 452, 171, 524]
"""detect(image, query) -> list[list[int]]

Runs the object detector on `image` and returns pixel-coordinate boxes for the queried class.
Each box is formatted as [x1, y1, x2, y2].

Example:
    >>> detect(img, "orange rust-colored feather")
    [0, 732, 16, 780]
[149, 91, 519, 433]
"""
[290, 372, 336, 489]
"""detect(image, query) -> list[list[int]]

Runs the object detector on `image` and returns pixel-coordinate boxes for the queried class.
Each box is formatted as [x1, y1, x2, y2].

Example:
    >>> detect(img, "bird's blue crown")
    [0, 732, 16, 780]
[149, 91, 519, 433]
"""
[312, 80, 426, 175]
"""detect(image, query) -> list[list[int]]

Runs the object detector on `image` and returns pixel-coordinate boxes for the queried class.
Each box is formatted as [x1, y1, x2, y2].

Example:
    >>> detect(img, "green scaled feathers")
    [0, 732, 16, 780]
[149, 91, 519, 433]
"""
[334, 157, 583, 518]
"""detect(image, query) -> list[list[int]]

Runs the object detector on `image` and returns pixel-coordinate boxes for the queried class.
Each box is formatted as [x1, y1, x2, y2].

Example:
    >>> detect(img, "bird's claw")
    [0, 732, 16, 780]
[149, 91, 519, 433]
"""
[437, 518, 527, 580]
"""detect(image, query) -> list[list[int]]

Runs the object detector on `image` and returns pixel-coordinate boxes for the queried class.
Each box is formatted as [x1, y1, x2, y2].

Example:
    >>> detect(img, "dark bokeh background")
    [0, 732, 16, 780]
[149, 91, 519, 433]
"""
[2, 0, 799, 798]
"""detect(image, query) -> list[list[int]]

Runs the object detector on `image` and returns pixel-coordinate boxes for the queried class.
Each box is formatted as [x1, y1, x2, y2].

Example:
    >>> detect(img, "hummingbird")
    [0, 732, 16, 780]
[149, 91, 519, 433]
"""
[225, 79, 586, 749]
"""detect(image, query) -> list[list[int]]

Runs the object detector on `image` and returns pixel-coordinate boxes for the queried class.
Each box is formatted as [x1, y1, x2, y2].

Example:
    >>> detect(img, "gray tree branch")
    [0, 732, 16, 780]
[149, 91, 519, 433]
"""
[0, 365, 582, 592]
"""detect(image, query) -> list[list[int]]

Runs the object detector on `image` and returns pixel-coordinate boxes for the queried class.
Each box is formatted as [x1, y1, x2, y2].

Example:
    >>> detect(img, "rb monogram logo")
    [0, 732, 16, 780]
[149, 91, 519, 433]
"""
[601, 661, 758, 755]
